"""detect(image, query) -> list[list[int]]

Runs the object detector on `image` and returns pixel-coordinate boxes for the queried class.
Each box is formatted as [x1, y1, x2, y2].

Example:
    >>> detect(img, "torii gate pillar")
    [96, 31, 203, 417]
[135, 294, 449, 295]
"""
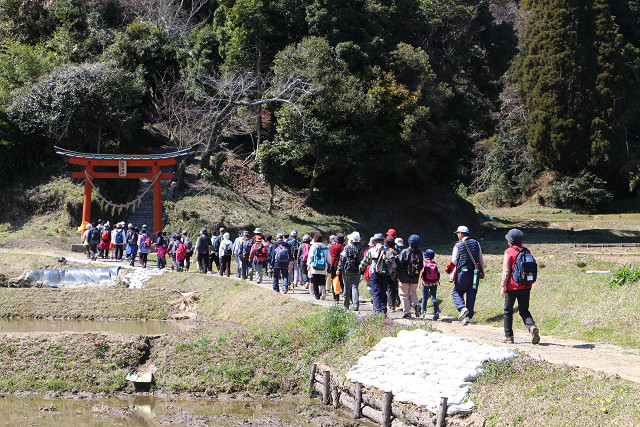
[55, 147, 192, 234]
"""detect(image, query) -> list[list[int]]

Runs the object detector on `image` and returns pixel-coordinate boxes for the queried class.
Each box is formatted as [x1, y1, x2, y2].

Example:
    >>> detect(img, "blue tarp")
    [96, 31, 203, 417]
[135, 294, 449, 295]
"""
[24, 267, 121, 288]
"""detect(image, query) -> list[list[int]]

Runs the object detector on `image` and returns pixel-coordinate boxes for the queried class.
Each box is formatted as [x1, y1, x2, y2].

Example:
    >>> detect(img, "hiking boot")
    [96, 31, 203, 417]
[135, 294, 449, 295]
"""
[462, 316, 470, 325]
[320, 286, 326, 300]
[502, 336, 514, 344]
[402, 313, 412, 319]
[414, 304, 421, 318]
[530, 326, 540, 344]
[283, 289, 288, 294]
[432, 312, 440, 321]
[458, 308, 469, 321]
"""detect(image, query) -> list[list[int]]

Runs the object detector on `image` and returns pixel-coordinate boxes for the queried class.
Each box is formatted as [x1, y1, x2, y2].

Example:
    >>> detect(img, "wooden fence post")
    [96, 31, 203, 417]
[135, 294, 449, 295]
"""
[308, 363, 317, 397]
[437, 396, 448, 427]
[354, 382, 362, 419]
[322, 370, 331, 405]
[331, 385, 339, 408]
[382, 391, 393, 427]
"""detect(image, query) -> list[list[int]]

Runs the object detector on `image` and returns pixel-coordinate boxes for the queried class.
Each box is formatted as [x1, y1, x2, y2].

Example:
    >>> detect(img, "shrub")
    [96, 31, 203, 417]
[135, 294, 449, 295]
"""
[609, 265, 640, 288]
[547, 170, 613, 213]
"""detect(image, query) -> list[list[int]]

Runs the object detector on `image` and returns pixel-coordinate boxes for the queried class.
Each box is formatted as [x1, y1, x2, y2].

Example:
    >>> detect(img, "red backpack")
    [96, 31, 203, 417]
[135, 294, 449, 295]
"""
[101, 230, 110, 240]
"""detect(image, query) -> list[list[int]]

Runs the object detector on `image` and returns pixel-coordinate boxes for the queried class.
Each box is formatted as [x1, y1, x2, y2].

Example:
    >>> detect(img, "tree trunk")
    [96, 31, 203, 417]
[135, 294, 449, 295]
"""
[305, 163, 319, 205]
[96, 125, 102, 154]
[200, 151, 212, 170]
[267, 182, 275, 214]
[175, 159, 186, 189]
[255, 46, 263, 151]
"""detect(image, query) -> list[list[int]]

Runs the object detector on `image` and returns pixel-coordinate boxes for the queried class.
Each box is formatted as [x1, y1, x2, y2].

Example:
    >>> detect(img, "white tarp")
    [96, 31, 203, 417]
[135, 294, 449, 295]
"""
[24, 267, 121, 288]
[346, 329, 517, 414]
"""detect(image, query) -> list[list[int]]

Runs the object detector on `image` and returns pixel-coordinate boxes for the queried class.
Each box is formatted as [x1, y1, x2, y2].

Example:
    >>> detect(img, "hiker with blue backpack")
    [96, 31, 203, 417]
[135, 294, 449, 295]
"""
[446, 226, 485, 325]
[501, 229, 540, 344]
[397, 235, 423, 319]
[307, 233, 331, 300]
[240, 231, 252, 280]
[286, 230, 301, 288]
[420, 249, 440, 320]
[271, 238, 291, 293]
[113, 222, 126, 261]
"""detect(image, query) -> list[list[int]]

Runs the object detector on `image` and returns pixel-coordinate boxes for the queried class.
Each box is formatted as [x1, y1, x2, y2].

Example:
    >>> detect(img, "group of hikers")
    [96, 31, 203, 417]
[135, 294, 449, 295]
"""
[82, 220, 540, 344]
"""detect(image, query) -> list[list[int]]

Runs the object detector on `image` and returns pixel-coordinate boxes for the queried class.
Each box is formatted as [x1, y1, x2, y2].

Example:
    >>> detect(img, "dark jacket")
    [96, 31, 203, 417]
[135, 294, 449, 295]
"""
[196, 234, 210, 254]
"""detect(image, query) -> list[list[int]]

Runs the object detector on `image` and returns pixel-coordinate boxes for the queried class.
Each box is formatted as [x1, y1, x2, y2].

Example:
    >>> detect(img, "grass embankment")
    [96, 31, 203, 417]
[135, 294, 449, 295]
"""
[472, 357, 640, 426]
[0, 271, 409, 396]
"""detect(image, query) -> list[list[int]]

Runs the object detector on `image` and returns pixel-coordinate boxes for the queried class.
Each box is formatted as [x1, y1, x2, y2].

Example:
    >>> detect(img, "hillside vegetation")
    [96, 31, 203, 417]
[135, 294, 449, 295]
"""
[0, 0, 638, 214]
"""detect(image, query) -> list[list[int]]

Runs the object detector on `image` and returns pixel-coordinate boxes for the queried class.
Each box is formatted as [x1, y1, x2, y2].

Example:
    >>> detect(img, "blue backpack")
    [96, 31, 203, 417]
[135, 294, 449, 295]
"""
[274, 245, 290, 263]
[243, 239, 253, 256]
[114, 229, 125, 244]
[512, 247, 537, 285]
[311, 246, 326, 270]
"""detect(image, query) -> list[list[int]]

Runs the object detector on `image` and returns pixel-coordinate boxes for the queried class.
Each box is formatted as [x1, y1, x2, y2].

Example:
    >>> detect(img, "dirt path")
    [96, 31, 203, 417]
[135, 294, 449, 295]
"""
[7, 247, 640, 383]
[246, 278, 640, 383]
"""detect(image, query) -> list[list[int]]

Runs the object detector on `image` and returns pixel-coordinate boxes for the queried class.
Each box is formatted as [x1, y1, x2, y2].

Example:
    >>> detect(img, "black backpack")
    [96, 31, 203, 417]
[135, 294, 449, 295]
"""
[88, 228, 100, 242]
[406, 249, 422, 277]
[343, 245, 362, 274]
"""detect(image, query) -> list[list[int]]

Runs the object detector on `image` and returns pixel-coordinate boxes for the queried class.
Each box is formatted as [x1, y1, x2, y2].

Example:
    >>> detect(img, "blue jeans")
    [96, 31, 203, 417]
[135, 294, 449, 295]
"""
[370, 273, 390, 314]
[421, 285, 439, 314]
[300, 261, 309, 284]
[452, 268, 477, 318]
[342, 273, 360, 309]
[273, 268, 289, 292]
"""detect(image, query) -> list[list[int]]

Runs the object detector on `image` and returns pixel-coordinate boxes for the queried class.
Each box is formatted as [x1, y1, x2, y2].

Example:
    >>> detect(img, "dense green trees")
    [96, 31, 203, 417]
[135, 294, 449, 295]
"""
[2, 0, 639, 209]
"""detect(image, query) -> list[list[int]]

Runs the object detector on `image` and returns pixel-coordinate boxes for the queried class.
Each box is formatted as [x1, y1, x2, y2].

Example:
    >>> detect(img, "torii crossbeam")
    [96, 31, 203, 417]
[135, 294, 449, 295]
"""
[55, 146, 192, 234]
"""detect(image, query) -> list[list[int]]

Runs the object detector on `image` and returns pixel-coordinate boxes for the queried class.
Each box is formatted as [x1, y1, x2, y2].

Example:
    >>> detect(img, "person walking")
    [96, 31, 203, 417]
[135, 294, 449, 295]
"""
[113, 222, 126, 261]
[328, 233, 345, 303]
[211, 227, 224, 273]
[249, 234, 269, 284]
[307, 233, 330, 300]
[196, 228, 210, 273]
[270, 238, 290, 293]
[446, 226, 485, 325]
[337, 232, 364, 311]
[181, 230, 193, 271]
[233, 231, 244, 278]
[298, 235, 312, 289]
[138, 228, 151, 268]
[286, 230, 302, 288]
[127, 226, 139, 267]
[501, 229, 540, 344]
[359, 233, 396, 315]
[420, 249, 441, 320]
[397, 235, 423, 319]
[154, 230, 167, 269]
[218, 232, 233, 277]
[240, 231, 252, 280]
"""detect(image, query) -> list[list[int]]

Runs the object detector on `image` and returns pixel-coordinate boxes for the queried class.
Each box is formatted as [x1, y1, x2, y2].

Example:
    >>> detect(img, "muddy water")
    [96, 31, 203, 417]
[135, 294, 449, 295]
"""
[0, 319, 193, 335]
[0, 395, 372, 426]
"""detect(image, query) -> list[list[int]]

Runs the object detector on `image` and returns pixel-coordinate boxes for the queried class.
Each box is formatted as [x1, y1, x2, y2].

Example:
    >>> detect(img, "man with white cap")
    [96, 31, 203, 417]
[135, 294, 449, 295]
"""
[447, 226, 484, 325]
[338, 232, 364, 311]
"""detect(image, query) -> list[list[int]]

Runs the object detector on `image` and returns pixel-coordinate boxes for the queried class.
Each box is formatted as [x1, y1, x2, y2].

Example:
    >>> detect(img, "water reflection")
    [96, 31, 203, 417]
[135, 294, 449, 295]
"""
[0, 319, 193, 335]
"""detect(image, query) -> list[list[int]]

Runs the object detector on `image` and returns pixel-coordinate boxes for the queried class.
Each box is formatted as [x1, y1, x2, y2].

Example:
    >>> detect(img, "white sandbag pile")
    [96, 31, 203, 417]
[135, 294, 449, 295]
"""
[346, 329, 517, 414]
[123, 268, 166, 289]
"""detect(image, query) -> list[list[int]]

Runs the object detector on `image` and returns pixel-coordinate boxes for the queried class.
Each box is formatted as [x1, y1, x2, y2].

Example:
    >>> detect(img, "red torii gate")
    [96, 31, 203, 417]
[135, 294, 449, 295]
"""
[55, 146, 192, 234]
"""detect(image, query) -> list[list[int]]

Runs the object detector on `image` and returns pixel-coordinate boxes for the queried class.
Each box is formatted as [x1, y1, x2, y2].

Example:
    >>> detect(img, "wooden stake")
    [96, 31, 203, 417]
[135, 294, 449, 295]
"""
[382, 391, 393, 427]
[437, 396, 448, 427]
[308, 363, 317, 397]
[331, 385, 339, 408]
[354, 382, 362, 419]
[322, 370, 330, 405]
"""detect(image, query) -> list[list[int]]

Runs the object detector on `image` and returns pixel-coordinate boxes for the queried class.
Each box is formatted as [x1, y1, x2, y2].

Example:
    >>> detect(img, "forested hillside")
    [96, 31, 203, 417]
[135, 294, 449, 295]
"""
[0, 0, 638, 212]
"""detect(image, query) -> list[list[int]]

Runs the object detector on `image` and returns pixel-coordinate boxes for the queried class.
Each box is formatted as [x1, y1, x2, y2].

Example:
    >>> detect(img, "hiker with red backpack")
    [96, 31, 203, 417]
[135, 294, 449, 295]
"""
[249, 234, 269, 284]
[397, 235, 423, 319]
[270, 238, 291, 293]
[421, 249, 441, 320]
[501, 229, 540, 344]
[328, 233, 345, 303]
[98, 223, 111, 259]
